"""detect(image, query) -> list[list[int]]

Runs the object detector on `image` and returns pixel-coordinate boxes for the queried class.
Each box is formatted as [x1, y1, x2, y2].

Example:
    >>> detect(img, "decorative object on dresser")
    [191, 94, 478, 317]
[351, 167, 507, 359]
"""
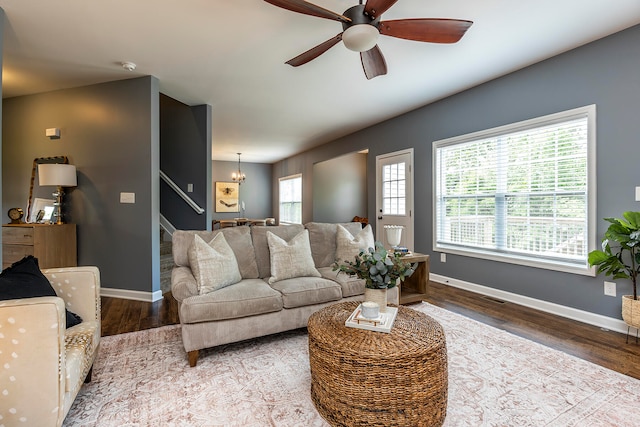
[7, 207, 24, 224]
[588, 211, 640, 340]
[38, 162, 78, 224]
[2, 223, 77, 270]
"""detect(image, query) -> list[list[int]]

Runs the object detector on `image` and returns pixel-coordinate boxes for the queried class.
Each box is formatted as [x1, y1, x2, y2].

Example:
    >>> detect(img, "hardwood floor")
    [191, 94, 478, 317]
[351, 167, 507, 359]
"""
[100, 281, 640, 380]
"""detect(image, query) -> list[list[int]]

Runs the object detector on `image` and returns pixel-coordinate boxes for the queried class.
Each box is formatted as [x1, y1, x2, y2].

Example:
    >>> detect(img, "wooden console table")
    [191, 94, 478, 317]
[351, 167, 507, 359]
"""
[399, 252, 430, 304]
[2, 223, 77, 269]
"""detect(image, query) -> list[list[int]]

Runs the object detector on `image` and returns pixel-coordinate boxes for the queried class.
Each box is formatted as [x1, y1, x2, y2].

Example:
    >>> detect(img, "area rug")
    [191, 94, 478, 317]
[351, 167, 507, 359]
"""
[63, 303, 640, 426]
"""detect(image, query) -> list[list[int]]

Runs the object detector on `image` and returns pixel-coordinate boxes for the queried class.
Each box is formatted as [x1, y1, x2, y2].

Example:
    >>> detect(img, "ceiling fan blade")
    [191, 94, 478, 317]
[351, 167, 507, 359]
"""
[286, 34, 343, 67]
[264, 0, 350, 22]
[364, 0, 398, 19]
[361, 45, 387, 80]
[379, 18, 473, 43]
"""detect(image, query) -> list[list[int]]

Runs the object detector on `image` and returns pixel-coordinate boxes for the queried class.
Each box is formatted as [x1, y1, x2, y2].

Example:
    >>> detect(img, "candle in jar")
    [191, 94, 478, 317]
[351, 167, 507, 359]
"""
[361, 301, 380, 319]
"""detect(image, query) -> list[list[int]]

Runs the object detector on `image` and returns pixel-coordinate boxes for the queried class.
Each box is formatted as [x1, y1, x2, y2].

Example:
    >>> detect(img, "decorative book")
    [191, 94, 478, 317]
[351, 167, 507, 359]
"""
[345, 304, 398, 333]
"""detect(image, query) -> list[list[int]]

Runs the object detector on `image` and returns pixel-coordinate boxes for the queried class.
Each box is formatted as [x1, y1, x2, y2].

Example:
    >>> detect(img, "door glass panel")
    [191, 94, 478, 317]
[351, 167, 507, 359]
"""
[382, 162, 406, 215]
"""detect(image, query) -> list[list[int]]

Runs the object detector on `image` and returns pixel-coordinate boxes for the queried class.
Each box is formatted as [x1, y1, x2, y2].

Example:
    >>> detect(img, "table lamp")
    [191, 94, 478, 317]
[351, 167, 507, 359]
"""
[38, 163, 77, 224]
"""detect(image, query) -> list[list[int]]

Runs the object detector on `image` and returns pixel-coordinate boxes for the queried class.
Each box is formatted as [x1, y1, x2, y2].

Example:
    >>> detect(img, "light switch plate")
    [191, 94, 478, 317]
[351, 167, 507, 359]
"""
[636, 186, 640, 202]
[120, 192, 135, 204]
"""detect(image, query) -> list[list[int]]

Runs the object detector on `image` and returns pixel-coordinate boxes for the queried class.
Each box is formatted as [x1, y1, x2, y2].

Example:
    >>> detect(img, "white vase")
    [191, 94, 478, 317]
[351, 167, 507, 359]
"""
[364, 288, 387, 313]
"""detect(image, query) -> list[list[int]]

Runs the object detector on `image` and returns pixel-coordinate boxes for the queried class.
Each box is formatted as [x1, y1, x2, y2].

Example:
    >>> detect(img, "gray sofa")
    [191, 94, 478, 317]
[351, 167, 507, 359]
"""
[171, 222, 398, 366]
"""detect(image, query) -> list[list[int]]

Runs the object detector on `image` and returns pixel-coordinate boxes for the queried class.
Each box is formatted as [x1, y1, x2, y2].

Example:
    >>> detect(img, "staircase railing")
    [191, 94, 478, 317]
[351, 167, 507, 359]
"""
[160, 170, 205, 214]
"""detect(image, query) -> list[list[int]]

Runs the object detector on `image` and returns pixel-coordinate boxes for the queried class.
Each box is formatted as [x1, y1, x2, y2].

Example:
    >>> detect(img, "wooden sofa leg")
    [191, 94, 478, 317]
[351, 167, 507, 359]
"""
[84, 365, 93, 383]
[188, 350, 199, 367]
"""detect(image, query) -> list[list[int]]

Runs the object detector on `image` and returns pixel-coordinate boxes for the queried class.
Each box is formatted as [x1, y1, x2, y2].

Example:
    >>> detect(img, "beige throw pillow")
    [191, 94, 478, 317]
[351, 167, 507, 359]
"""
[267, 229, 321, 284]
[188, 233, 242, 295]
[335, 224, 375, 262]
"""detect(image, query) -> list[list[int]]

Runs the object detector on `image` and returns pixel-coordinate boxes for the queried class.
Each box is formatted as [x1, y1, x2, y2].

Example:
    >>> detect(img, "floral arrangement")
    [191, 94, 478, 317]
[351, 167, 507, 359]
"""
[333, 241, 415, 289]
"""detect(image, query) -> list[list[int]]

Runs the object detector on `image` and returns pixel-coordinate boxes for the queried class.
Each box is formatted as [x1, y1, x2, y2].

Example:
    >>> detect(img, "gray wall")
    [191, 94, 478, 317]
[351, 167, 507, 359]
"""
[273, 24, 640, 319]
[160, 94, 212, 230]
[312, 151, 367, 223]
[2, 77, 160, 294]
[212, 160, 272, 222]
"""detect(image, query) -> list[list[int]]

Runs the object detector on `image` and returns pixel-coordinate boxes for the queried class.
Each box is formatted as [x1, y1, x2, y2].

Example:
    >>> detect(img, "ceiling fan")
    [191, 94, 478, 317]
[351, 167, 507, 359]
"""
[264, 0, 473, 79]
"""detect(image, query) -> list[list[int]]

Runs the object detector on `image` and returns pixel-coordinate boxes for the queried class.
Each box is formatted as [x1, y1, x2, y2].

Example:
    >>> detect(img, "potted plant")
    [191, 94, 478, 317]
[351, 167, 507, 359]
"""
[588, 211, 640, 329]
[333, 241, 415, 311]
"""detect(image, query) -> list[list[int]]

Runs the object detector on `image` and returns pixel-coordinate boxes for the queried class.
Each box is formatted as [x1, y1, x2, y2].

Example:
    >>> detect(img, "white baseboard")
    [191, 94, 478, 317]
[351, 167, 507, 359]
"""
[430, 273, 631, 335]
[101, 287, 164, 303]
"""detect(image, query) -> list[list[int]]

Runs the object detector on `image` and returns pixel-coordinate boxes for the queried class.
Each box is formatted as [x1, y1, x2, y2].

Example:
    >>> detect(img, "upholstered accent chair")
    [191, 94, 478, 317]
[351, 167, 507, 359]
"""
[0, 266, 101, 427]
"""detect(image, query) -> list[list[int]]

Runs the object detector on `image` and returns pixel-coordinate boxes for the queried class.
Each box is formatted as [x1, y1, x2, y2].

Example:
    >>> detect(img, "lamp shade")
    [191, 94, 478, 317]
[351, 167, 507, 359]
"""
[342, 24, 379, 52]
[38, 164, 77, 187]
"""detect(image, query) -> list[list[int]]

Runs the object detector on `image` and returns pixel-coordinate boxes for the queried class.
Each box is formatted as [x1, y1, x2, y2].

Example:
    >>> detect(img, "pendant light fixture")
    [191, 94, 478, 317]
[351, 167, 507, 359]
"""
[232, 152, 246, 184]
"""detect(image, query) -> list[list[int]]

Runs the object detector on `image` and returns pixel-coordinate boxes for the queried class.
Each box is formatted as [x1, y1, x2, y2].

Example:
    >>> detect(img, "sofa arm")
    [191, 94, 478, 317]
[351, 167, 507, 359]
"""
[0, 297, 66, 426]
[43, 266, 101, 327]
[171, 266, 199, 302]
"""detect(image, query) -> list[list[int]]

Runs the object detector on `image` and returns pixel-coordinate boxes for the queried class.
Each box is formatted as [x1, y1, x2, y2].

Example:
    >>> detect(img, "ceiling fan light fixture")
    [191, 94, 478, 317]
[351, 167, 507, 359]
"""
[342, 24, 379, 52]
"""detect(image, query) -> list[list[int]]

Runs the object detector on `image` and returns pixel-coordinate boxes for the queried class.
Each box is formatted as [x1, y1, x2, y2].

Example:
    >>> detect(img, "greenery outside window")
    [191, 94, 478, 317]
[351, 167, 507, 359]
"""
[279, 174, 302, 224]
[433, 105, 596, 275]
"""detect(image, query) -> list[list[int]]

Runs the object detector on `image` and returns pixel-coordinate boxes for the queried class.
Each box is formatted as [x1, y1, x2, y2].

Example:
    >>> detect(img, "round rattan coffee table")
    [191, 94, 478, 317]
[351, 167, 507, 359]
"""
[308, 301, 448, 427]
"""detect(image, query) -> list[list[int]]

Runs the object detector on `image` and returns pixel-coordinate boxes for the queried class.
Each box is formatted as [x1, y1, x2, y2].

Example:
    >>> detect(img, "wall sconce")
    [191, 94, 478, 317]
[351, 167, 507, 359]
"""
[232, 152, 246, 184]
[38, 163, 77, 224]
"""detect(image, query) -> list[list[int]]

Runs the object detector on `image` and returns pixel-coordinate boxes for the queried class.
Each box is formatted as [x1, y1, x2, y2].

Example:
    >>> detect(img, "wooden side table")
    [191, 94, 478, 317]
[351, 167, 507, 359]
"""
[308, 301, 448, 427]
[399, 252, 430, 304]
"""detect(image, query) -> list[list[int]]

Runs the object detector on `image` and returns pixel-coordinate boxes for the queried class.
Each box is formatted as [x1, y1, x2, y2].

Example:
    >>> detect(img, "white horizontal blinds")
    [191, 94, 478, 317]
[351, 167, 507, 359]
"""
[436, 114, 589, 265]
[382, 162, 406, 215]
[279, 175, 302, 224]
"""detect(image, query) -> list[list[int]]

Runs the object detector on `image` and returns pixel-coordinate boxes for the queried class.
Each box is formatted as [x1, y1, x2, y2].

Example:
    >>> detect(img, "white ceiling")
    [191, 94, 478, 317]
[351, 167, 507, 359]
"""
[1, 1, 639, 163]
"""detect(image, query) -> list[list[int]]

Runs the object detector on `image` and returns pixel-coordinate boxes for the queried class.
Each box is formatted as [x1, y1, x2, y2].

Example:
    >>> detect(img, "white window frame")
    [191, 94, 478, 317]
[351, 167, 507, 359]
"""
[432, 105, 597, 276]
[279, 174, 302, 224]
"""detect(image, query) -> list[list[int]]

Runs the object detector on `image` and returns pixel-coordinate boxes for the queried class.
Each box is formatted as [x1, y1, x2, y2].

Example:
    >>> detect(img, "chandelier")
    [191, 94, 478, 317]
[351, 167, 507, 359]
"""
[232, 152, 246, 184]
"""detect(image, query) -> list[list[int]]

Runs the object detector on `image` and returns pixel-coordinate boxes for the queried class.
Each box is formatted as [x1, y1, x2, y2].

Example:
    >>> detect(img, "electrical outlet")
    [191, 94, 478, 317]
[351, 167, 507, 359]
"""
[440, 253, 446, 263]
[187, 183, 193, 193]
[604, 281, 616, 297]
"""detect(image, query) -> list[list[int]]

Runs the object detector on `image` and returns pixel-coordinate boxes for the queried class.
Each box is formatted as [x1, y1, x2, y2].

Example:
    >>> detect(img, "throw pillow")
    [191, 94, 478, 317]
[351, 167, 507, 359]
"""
[266, 229, 321, 284]
[188, 233, 242, 295]
[0, 255, 83, 328]
[335, 224, 375, 262]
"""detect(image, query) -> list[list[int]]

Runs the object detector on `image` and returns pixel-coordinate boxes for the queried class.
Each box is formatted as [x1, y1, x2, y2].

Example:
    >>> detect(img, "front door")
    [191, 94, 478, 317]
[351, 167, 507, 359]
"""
[376, 149, 414, 251]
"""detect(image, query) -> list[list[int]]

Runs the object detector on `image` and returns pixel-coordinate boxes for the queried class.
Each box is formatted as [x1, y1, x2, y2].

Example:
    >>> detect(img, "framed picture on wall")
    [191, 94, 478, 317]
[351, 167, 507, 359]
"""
[215, 182, 240, 213]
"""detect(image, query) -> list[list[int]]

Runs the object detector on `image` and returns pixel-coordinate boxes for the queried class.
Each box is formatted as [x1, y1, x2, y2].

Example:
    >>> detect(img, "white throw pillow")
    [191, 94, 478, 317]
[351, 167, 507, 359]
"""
[267, 229, 321, 284]
[335, 224, 375, 262]
[188, 233, 242, 295]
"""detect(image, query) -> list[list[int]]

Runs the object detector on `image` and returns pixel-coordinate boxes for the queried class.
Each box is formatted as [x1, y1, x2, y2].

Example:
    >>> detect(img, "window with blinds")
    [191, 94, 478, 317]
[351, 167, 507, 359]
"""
[433, 105, 596, 275]
[279, 174, 302, 224]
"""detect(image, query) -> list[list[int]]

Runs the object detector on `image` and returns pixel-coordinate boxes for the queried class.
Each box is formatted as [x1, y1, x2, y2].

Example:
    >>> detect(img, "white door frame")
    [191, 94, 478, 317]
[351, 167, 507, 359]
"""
[375, 148, 414, 251]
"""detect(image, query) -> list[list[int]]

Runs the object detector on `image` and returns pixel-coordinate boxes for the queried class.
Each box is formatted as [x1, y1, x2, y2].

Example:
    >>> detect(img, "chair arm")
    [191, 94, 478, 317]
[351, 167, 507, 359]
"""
[43, 266, 101, 327]
[0, 297, 66, 426]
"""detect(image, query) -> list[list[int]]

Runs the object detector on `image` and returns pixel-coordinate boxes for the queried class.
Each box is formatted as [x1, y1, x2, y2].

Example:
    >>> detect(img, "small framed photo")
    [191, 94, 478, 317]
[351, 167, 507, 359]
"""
[30, 198, 55, 223]
[215, 182, 239, 213]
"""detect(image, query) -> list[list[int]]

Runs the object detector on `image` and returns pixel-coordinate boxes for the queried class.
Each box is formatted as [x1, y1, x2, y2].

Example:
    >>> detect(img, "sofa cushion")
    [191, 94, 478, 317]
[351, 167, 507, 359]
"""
[0, 256, 82, 328]
[305, 222, 366, 268]
[251, 224, 305, 278]
[317, 266, 366, 298]
[179, 279, 283, 323]
[269, 276, 342, 308]
[173, 228, 259, 279]
[266, 230, 321, 284]
[335, 224, 375, 263]
[188, 234, 242, 294]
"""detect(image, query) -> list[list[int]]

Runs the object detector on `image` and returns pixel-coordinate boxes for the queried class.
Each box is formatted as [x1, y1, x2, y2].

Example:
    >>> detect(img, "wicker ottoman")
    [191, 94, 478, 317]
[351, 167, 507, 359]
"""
[308, 301, 448, 427]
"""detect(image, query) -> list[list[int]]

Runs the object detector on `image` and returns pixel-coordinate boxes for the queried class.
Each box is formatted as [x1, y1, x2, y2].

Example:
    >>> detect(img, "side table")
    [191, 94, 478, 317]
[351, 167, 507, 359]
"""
[399, 252, 430, 304]
[308, 301, 448, 427]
